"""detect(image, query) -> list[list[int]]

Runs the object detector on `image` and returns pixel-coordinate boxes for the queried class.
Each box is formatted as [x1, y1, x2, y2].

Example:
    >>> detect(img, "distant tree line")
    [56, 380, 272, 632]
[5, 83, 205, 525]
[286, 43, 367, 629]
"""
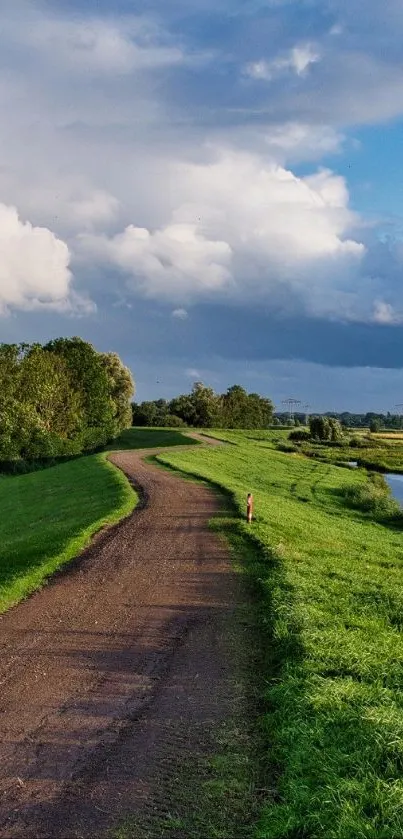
[0, 338, 134, 463]
[132, 382, 274, 429]
[276, 411, 403, 430]
[324, 412, 402, 429]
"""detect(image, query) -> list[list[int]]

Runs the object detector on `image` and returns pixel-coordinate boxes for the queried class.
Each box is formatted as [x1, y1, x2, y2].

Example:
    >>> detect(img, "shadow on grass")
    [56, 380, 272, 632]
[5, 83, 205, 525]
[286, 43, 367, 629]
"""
[110, 427, 197, 450]
[0, 428, 197, 477]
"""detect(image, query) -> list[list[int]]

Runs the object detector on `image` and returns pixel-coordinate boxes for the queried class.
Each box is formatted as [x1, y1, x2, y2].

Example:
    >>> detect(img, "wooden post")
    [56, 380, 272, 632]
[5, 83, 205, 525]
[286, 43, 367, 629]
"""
[247, 493, 253, 523]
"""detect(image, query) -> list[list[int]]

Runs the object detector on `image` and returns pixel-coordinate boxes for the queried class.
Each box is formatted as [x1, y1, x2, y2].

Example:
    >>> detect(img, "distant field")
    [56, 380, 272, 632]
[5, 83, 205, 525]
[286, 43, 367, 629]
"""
[160, 433, 403, 839]
[373, 432, 403, 440]
[0, 427, 195, 613]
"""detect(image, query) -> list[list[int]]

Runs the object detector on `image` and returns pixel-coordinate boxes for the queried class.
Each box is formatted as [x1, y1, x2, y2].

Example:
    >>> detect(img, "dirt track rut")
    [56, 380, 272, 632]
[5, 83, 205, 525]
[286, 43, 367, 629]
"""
[0, 446, 243, 838]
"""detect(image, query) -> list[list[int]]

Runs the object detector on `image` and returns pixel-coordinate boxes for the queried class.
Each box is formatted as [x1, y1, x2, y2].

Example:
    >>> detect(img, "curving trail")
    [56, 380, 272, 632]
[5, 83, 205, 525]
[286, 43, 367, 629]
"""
[0, 442, 243, 838]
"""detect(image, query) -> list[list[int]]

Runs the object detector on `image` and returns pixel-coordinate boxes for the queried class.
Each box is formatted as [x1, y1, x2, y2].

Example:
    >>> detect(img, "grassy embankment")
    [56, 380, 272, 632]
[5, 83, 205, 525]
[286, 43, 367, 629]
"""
[0, 427, 194, 613]
[158, 431, 403, 839]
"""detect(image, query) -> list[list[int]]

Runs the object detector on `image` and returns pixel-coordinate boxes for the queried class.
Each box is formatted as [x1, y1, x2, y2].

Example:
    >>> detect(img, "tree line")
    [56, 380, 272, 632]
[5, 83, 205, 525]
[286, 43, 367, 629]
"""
[325, 412, 402, 430]
[132, 382, 274, 429]
[275, 411, 403, 430]
[0, 338, 134, 463]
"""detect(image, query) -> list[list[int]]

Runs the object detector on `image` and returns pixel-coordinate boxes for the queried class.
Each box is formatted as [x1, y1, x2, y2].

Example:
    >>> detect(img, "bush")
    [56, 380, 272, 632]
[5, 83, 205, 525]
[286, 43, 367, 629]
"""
[78, 426, 114, 453]
[163, 414, 187, 428]
[349, 435, 378, 449]
[277, 442, 298, 453]
[309, 415, 344, 442]
[288, 429, 311, 442]
[342, 474, 401, 521]
[349, 436, 368, 448]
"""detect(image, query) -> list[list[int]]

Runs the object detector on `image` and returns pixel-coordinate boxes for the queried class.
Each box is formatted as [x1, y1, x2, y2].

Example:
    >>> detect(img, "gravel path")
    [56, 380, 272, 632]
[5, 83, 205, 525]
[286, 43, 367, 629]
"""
[0, 445, 244, 838]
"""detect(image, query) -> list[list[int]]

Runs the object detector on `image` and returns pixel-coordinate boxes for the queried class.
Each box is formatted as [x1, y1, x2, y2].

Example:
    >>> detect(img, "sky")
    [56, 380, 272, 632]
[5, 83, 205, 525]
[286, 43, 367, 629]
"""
[1, 0, 403, 411]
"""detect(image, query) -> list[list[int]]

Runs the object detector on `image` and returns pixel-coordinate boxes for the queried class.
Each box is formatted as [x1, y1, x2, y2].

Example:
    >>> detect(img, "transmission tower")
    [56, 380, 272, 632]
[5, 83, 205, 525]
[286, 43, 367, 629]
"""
[282, 398, 301, 422]
[303, 403, 311, 426]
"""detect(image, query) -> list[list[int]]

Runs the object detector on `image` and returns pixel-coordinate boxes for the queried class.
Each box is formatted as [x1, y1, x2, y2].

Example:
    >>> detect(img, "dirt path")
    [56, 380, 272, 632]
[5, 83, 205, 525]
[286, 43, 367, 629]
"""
[0, 445, 246, 838]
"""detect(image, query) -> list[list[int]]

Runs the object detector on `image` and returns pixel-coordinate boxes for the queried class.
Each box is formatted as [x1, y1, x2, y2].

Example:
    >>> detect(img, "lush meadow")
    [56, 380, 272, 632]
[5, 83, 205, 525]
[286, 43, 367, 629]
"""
[0, 427, 195, 613]
[159, 433, 403, 838]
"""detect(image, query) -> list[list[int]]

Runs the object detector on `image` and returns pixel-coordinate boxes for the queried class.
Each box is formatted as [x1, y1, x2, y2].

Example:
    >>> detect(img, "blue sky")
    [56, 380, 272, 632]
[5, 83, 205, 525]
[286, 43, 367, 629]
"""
[1, 0, 403, 411]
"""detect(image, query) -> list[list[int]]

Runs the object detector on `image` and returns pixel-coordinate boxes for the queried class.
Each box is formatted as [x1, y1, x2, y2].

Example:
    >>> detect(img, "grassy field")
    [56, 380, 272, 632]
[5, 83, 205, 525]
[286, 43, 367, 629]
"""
[159, 433, 403, 839]
[302, 437, 403, 474]
[373, 432, 403, 440]
[0, 427, 195, 613]
[248, 427, 403, 474]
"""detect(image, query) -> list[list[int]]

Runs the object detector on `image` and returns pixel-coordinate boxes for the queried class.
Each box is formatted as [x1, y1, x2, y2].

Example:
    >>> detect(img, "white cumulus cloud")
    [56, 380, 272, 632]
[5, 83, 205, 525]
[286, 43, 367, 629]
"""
[246, 43, 320, 81]
[0, 203, 86, 315]
[80, 148, 366, 319]
[81, 221, 232, 301]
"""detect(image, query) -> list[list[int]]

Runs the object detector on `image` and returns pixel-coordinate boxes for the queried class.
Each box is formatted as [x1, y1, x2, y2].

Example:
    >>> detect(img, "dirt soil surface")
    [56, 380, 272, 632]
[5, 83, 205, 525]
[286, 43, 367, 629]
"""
[0, 444, 244, 838]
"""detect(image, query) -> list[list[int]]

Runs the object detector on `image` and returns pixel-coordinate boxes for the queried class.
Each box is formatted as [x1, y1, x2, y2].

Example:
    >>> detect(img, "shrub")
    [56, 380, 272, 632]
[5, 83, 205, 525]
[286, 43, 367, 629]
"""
[163, 414, 187, 428]
[342, 473, 401, 521]
[309, 415, 344, 442]
[288, 429, 311, 442]
[277, 442, 298, 453]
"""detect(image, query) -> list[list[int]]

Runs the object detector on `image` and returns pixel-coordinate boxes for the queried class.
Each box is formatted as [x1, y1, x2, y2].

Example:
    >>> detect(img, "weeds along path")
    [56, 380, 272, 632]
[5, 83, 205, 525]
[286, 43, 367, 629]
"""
[0, 441, 247, 839]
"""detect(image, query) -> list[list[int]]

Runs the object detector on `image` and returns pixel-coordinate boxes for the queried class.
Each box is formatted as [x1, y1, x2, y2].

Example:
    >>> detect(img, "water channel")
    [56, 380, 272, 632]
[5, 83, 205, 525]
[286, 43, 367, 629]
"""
[347, 461, 403, 507]
[385, 473, 403, 506]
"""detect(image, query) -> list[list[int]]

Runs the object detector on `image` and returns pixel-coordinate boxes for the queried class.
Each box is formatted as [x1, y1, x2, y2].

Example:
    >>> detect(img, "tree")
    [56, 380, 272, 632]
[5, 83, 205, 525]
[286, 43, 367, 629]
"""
[132, 382, 274, 429]
[99, 352, 135, 433]
[222, 386, 273, 428]
[45, 337, 115, 448]
[309, 416, 331, 440]
[328, 417, 344, 441]
[309, 416, 343, 442]
[169, 394, 196, 426]
[191, 382, 222, 427]
[222, 385, 249, 428]
[19, 347, 81, 437]
[132, 400, 170, 427]
[369, 418, 381, 433]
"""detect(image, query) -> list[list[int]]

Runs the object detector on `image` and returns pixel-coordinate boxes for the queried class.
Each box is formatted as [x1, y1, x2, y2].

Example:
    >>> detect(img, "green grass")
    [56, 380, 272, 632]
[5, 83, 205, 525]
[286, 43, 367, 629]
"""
[158, 434, 403, 839]
[0, 427, 195, 613]
[111, 426, 197, 450]
[299, 435, 403, 474]
[0, 453, 136, 613]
